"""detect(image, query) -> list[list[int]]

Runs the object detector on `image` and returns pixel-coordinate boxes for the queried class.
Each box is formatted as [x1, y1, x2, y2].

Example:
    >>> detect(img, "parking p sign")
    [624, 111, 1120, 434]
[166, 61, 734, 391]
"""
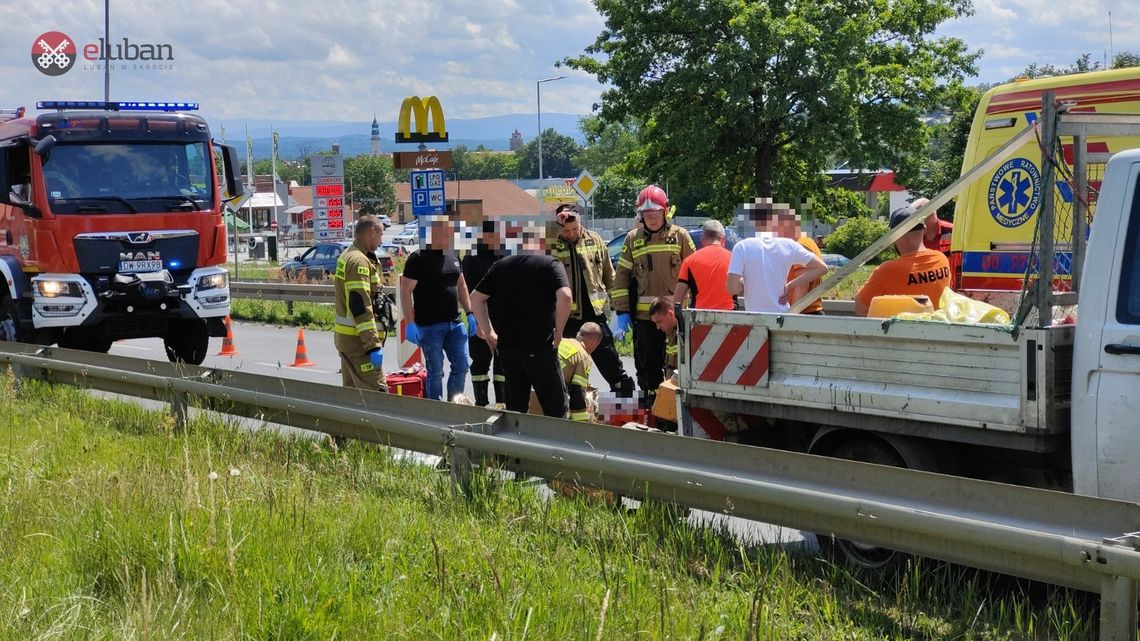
[411, 169, 446, 217]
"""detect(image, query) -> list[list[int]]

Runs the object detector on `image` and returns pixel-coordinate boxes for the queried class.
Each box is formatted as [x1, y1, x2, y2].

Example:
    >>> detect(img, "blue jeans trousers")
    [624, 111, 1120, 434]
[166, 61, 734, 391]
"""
[418, 321, 470, 401]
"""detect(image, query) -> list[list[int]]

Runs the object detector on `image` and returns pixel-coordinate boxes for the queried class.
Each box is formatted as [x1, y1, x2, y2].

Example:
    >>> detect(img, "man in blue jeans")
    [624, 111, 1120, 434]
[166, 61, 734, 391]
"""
[399, 216, 475, 400]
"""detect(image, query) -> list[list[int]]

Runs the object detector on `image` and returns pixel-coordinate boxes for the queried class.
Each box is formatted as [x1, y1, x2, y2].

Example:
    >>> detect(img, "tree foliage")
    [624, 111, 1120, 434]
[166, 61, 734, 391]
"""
[514, 129, 582, 179]
[452, 145, 519, 180]
[909, 85, 981, 218]
[809, 187, 875, 225]
[1113, 51, 1140, 70]
[573, 115, 645, 178]
[824, 217, 896, 263]
[565, 0, 978, 217]
[343, 155, 397, 216]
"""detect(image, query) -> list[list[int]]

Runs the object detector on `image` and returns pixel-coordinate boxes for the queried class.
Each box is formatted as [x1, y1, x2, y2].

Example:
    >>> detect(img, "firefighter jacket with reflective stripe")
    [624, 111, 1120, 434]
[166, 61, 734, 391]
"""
[552, 229, 613, 319]
[333, 243, 384, 353]
[611, 223, 695, 320]
[558, 338, 592, 422]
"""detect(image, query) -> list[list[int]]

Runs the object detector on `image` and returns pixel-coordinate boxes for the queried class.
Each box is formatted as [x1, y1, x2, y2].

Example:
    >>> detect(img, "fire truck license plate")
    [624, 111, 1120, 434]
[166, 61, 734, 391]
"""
[118, 260, 163, 273]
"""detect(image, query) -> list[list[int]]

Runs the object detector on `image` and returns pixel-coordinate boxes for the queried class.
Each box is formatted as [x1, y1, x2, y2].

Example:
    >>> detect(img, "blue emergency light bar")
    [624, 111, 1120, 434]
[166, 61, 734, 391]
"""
[36, 101, 199, 112]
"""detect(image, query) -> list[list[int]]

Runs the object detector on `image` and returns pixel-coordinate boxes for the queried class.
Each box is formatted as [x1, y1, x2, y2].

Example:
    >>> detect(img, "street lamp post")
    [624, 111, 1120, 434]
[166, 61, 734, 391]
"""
[536, 75, 566, 213]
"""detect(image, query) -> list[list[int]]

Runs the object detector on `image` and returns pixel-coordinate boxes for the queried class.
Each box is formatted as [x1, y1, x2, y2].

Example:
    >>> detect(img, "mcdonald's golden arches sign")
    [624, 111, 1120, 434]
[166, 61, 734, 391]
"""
[395, 95, 448, 144]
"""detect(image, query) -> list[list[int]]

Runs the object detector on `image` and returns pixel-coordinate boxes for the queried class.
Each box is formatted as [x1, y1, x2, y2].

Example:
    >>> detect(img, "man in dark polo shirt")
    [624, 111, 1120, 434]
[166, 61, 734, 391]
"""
[470, 230, 572, 417]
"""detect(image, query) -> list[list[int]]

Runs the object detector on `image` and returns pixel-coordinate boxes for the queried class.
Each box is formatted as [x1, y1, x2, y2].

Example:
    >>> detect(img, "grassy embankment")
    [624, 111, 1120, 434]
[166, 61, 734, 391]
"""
[0, 374, 1098, 639]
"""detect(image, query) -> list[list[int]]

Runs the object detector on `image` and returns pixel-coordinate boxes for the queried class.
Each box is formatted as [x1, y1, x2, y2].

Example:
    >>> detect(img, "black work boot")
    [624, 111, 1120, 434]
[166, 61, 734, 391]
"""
[473, 380, 490, 407]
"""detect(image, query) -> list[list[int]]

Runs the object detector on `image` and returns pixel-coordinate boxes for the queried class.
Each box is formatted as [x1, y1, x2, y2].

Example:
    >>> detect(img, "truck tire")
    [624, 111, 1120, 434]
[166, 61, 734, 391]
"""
[0, 295, 45, 345]
[0, 296, 22, 343]
[164, 320, 209, 365]
[818, 438, 907, 572]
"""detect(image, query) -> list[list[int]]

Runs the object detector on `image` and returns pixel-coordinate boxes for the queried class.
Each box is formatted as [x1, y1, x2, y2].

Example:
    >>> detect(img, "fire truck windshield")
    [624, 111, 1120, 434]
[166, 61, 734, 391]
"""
[42, 141, 214, 214]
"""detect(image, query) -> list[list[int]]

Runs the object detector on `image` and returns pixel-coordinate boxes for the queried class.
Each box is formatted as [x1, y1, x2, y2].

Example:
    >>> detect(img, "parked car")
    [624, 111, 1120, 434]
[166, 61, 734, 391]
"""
[607, 225, 740, 268]
[281, 241, 393, 281]
[381, 242, 409, 258]
[822, 253, 850, 268]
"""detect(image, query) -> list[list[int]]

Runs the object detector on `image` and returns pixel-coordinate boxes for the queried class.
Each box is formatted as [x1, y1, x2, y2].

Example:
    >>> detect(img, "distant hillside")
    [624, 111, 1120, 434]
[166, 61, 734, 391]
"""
[213, 113, 585, 160]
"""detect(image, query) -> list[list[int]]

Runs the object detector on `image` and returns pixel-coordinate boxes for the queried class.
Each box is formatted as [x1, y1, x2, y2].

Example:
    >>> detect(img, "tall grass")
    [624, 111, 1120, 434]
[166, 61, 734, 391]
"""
[0, 375, 1099, 639]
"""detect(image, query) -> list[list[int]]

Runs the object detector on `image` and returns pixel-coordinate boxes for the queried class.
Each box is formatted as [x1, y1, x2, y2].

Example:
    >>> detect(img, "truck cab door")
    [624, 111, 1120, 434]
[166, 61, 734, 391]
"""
[1078, 160, 1140, 502]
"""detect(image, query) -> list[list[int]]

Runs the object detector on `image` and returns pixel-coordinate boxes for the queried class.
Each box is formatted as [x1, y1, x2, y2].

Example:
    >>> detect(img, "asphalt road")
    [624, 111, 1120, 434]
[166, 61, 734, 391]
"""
[108, 321, 813, 550]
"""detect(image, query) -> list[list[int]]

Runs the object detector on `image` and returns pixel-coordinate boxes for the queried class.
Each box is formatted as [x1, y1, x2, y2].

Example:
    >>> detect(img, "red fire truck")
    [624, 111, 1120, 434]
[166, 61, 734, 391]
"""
[0, 101, 242, 364]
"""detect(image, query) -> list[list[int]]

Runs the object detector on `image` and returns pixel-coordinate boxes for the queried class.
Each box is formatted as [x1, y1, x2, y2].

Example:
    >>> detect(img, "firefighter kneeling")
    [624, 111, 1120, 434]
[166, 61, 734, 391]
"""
[529, 322, 605, 421]
[333, 215, 389, 393]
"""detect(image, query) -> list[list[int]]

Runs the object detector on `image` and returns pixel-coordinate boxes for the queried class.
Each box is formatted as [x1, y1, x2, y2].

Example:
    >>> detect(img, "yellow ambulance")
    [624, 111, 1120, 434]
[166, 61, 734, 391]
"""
[951, 67, 1140, 293]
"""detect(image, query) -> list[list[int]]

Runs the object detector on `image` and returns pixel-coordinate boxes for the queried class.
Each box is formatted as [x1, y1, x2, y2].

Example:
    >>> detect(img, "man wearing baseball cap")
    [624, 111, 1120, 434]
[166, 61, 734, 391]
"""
[854, 205, 953, 316]
[610, 184, 695, 406]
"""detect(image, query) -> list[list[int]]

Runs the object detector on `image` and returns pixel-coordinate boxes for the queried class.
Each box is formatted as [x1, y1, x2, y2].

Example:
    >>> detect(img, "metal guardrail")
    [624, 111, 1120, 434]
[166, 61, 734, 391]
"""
[229, 280, 857, 316]
[0, 342, 1138, 638]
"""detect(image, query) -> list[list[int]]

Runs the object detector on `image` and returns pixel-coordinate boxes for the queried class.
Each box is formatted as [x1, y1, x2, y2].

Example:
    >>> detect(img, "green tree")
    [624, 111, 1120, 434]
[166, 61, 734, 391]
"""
[252, 159, 304, 184]
[566, 0, 978, 216]
[344, 155, 397, 216]
[809, 187, 875, 225]
[909, 85, 982, 218]
[573, 115, 644, 178]
[824, 217, 896, 263]
[592, 174, 642, 219]
[514, 129, 582, 179]
[1113, 51, 1140, 69]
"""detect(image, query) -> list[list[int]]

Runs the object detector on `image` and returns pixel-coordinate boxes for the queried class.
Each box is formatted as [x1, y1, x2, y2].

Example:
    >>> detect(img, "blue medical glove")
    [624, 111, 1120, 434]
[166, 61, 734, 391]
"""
[612, 312, 632, 342]
[368, 347, 384, 369]
[467, 314, 478, 337]
[405, 322, 421, 345]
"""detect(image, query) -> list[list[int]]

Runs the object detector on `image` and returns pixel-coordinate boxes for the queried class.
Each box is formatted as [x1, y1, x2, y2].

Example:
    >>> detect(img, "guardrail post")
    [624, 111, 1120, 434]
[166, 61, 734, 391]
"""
[169, 391, 189, 433]
[447, 425, 473, 493]
[286, 300, 294, 316]
[1099, 575, 1139, 641]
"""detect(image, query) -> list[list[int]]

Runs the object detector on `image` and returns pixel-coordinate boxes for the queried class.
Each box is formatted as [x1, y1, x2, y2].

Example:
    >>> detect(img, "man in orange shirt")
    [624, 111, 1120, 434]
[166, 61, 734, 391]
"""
[674, 220, 735, 310]
[855, 205, 952, 316]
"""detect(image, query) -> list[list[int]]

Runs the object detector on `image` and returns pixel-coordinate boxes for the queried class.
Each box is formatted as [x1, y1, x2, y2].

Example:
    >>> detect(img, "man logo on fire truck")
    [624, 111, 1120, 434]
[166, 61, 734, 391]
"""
[32, 32, 76, 76]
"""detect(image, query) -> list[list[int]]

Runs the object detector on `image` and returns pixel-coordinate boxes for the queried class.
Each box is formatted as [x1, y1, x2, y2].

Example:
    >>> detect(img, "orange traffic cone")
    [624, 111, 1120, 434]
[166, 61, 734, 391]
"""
[288, 328, 315, 367]
[216, 316, 239, 356]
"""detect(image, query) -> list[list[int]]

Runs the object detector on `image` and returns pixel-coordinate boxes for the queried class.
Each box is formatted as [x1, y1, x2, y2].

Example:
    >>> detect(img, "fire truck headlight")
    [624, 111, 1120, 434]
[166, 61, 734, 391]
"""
[36, 280, 83, 298]
[197, 273, 228, 291]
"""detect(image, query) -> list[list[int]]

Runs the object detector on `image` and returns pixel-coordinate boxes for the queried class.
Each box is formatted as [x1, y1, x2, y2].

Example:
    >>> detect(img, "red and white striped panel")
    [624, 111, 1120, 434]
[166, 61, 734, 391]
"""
[687, 322, 769, 387]
[396, 275, 423, 369]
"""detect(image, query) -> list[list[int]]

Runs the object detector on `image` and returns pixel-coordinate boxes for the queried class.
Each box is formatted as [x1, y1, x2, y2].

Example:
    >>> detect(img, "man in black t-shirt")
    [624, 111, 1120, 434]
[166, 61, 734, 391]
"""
[461, 220, 507, 407]
[470, 240, 572, 417]
[400, 217, 476, 401]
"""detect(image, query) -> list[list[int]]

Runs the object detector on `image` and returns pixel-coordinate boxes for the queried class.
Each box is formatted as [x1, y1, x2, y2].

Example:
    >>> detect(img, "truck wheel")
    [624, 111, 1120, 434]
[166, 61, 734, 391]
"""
[819, 438, 907, 571]
[164, 321, 209, 365]
[0, 297, 21, 343]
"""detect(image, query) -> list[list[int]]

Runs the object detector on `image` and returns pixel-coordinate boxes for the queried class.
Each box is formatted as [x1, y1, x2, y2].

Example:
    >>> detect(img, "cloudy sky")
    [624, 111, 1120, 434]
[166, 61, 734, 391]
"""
[0, 0, 1136, 125]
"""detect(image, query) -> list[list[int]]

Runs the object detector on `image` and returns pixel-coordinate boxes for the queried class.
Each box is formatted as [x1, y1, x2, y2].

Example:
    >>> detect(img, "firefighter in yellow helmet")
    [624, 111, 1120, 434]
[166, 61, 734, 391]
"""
[333, 215, 388, 392]
[610, 185, 695, 403]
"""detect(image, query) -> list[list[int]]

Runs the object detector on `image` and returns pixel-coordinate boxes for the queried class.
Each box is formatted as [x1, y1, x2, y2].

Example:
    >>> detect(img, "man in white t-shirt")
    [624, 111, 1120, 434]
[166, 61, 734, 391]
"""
[726, 200, 828, 313]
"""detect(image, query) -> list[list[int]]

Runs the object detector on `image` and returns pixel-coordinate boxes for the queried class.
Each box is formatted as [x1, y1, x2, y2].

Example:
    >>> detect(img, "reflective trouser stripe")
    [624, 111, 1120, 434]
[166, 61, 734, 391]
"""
[569, 411, 590, 422]
[471, 374, 491, 382]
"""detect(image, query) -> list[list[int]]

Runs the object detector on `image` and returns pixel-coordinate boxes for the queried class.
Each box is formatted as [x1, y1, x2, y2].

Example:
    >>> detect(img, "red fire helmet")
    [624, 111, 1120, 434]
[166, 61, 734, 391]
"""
[635, 184, 668, 213]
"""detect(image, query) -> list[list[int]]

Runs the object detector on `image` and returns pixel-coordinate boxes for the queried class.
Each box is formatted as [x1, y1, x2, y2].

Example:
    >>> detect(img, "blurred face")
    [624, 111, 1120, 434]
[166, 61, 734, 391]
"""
[651, 309, 676, 333]
[640, 208, 665, 231]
